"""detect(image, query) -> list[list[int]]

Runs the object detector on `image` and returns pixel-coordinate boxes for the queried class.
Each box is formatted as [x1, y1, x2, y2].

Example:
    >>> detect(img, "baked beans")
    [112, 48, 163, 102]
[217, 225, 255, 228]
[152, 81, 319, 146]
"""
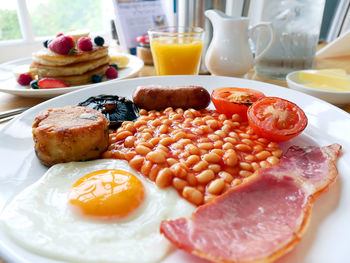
[182, 186, 203, 205]
[207, 178, 225, 195]
[156, 168, 173, 188]
[172, 177, 188, 191]
[196, 169, 215, 184]
[104, 108, 282, 206]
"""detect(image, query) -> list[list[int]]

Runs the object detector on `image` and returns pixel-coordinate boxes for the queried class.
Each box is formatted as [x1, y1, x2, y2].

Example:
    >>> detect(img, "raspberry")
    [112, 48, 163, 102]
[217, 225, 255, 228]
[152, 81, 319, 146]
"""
[105, 66, 118, 79]
[17, 73, 33, 86]
[77, 37, 93, 51]
[110, 63, 118, 70]
[48, 35, 75, 55]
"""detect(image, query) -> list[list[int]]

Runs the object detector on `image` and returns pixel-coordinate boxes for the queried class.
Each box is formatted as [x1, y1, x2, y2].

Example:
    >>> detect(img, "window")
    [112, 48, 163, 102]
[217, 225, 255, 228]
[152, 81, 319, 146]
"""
[0, 0, 114, 62]
[0, 2, 22, 41]
[27, 0, 105, 38]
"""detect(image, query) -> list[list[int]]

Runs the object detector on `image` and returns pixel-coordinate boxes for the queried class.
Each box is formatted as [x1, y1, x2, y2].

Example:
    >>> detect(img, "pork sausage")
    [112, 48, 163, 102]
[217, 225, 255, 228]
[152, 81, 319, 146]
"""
[132, 85, 210, 110]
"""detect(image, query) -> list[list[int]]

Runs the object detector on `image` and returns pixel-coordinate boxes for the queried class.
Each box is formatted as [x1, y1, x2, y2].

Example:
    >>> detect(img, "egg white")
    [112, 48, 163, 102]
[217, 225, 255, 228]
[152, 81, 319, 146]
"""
[0, 159, 195, 263]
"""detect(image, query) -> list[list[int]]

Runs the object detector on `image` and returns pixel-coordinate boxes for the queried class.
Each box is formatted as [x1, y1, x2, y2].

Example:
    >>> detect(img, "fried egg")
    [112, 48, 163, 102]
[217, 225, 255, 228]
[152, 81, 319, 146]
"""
[0, 159, 195, 263]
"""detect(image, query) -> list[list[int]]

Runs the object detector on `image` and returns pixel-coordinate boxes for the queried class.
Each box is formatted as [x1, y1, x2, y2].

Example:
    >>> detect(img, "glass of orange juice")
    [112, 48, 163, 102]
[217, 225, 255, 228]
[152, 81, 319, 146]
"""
[148, 26, 204, 75]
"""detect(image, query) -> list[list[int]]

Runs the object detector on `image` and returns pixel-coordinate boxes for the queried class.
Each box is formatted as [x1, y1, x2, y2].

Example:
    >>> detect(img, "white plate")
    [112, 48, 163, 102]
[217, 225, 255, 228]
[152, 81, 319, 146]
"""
[0, 75, 349, 263]
[0, 54, 144, 98]
[286, 70, 350, 105]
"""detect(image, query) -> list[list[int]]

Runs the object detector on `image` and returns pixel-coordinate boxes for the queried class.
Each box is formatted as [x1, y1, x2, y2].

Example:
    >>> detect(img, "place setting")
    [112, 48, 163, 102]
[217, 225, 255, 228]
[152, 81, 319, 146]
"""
[0, 1, 350, 263]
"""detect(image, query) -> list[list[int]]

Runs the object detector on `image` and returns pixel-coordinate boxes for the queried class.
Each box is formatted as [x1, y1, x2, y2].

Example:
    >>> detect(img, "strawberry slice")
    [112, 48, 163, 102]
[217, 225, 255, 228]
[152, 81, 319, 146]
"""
[38, 78, 69, 89]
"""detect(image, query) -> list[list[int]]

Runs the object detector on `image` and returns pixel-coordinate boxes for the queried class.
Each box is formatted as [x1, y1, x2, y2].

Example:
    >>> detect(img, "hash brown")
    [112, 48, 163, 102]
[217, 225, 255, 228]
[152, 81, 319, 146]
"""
[32, 106, 109, 166]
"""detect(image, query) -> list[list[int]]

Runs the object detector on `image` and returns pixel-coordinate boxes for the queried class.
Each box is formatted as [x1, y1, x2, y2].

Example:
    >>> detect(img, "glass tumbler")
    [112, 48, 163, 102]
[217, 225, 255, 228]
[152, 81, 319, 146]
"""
[254, 0, 326, 79]
[148, 26, 204, 75]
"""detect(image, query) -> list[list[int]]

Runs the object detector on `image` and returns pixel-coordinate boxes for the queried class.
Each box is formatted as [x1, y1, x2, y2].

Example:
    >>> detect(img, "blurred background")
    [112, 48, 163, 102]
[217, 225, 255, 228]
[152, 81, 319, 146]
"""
[0, 0, 115, 63]
[0, 0, 345, 63]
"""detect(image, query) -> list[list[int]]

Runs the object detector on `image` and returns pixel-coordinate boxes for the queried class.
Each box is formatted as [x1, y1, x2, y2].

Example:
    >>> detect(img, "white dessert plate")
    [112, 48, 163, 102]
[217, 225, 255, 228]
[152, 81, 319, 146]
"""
[0, 75, 349, 263]
[286, 70, 350, 105]
[0, 54, 144, 98]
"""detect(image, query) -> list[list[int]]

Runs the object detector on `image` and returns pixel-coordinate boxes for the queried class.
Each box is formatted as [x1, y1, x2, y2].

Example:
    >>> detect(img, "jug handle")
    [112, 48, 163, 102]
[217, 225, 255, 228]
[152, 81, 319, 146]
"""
[249, 22, 275, 66]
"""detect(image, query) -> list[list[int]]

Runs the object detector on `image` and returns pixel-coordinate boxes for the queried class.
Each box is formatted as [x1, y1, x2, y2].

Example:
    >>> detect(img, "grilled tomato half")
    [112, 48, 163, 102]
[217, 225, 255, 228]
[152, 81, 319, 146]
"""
[211, 87, 265, 119]
[247, 97, 307, 142]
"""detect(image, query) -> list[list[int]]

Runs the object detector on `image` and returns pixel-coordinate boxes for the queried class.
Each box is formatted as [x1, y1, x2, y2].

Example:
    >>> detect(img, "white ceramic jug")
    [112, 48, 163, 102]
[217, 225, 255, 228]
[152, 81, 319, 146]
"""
[205, 10, 275, 77]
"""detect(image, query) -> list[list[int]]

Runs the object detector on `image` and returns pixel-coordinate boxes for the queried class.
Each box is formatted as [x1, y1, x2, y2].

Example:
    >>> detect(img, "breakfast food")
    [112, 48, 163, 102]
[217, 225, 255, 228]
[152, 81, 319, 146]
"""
[105, 65, 118, 79]
[26, 32, 122, 87]
[104, 107, 282, 205]
[78, 95, 139, 128]
[15, 32, 133, 88]
[32, 106, 109, 166]
[32, 55, 110, 77]
[0, 159, 195, 263]
[132, 85, 211, 110]
[32, 44, 109, 66]
[211, 87, 265, 119]
[247, 97, 308, 142]
[161, 144, 341, 263]
[48, 35, 76, 55]
[11, 81, 338, 263]
[36, 78, 69, 89]
[94, 36, 105, 46]
[77, 37, 93, 51]
[16, 73, 33, 86]
[13, 64, 31, 79]
[110, 54, 130, 69]
[299, 69, 350, 92]
[31, 43, 110, 86]
[65, 29, 90, 41]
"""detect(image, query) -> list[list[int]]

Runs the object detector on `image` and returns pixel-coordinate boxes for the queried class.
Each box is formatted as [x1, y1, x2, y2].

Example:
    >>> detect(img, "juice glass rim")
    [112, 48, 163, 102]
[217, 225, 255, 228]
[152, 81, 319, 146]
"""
[148, 26, 204, 36]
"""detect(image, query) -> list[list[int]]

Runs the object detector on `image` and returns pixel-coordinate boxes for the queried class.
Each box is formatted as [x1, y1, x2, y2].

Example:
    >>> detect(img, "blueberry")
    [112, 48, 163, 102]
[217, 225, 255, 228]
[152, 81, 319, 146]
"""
[30, 80, 39, 89]
[110, 63, 118, 70]
[43, 39, 52, 48]
[94, 36, 105, 46]
[92, 74, 102, 83]
[43, 40, 49, 48]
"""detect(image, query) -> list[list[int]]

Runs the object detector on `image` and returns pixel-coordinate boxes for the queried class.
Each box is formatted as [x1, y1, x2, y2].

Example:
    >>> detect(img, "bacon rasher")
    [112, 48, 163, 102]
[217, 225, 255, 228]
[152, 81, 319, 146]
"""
[161, 144, 342, 263]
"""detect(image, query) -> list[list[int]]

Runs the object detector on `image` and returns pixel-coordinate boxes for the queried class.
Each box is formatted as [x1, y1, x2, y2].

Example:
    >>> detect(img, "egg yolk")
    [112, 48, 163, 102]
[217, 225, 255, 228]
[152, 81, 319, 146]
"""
[68, 169, 145, 220]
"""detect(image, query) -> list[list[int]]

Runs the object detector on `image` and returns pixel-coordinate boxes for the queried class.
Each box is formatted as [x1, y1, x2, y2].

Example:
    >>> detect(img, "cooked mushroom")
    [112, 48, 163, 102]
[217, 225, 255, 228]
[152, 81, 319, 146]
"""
[78, 95, 139, 128]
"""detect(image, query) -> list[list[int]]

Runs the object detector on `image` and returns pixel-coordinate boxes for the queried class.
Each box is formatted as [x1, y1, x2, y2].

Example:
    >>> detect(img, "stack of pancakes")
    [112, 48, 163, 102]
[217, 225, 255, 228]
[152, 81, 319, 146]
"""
[30, 46, 109, 86]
